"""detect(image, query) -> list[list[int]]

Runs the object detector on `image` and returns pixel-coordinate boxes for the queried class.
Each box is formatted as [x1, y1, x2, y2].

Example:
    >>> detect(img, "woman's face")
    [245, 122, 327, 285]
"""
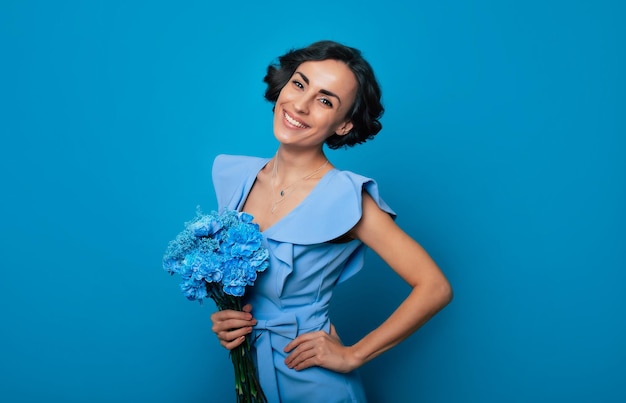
[273, 59, 357, 149]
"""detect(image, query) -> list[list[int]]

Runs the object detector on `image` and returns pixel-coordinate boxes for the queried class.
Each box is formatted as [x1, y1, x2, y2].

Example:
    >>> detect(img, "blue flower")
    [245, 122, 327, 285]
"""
[163, 257, 181, 275]
[163, 209, 269, 302]
[228, 226, 262, 258]
[164, 229, 199, 262]
[180, 276, 208, 301]
[250, 248, 270, 271]
[221, 262, 250, 297]
[238, 212, 254, 223]
[188, 214, 222, 237]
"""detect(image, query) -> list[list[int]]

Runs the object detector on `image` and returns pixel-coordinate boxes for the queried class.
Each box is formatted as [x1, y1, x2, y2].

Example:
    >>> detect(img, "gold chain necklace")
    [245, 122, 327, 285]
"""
[270, 154, 329, 214]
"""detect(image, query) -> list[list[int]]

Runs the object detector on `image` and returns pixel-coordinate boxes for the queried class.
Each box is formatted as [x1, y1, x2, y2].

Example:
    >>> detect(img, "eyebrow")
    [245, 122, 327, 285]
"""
[295, 71, 342, 106]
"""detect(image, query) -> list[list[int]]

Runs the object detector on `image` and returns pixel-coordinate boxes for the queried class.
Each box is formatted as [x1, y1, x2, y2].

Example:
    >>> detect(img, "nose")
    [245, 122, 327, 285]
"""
[293, 93, 311, 114]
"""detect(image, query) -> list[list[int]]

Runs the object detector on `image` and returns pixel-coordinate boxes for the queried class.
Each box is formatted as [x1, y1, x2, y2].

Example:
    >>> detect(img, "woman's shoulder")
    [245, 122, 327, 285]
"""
[327, 168, 393, 214]
[212, 154, 269, 181]
[329, 168, 373, 188]
[211, 154, 270, 211]
[213, 154, 267, 171]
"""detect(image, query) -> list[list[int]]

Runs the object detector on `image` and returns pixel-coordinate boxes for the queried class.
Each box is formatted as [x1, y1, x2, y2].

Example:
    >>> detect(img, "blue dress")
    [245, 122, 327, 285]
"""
[212, 155, 396, 403]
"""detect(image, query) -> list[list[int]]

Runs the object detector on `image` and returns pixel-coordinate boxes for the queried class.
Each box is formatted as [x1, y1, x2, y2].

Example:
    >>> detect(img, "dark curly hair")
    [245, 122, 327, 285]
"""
[263, 40, 384, 149]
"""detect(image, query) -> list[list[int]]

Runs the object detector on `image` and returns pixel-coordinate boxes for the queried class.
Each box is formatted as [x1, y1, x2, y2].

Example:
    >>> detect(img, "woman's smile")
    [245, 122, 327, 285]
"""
[283, 110, 310, 129]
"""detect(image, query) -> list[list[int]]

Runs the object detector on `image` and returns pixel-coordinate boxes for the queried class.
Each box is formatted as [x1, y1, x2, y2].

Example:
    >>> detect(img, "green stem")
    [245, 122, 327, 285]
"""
[208, 285, 267, 403]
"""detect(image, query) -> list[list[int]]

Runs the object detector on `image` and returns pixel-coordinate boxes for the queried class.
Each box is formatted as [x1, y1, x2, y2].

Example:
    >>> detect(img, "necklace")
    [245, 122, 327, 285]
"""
[270, 154, 329, 214]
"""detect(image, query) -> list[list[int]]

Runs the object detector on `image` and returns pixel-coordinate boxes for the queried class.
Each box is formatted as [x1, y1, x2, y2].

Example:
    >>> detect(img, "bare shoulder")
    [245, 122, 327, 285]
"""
[350, 191, 400, 244]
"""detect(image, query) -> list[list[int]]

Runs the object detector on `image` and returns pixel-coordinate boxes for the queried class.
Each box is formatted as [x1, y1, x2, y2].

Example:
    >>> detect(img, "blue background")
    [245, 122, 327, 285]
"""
[1, 1, 624, 402]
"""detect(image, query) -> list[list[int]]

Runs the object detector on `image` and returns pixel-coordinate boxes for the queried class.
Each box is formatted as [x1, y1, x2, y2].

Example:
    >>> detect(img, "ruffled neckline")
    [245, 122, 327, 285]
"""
[214, 154, 394, 246]
[237, 158, 344, 240]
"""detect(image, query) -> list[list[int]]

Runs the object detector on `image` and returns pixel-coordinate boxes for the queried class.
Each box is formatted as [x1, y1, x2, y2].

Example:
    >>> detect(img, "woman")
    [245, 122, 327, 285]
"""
[210, 40, 452, 402]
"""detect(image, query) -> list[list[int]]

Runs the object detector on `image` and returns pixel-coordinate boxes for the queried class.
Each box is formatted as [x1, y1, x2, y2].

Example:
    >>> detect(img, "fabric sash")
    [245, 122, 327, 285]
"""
[252, 313, 298, 403]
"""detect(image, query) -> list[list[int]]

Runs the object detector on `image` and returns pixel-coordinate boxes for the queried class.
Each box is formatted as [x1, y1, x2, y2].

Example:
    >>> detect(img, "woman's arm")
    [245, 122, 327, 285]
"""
[284, 192, 453, 372]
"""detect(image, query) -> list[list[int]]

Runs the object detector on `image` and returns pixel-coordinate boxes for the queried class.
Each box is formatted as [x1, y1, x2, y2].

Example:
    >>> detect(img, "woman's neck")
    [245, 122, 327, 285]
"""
[272, 148, 330, 183]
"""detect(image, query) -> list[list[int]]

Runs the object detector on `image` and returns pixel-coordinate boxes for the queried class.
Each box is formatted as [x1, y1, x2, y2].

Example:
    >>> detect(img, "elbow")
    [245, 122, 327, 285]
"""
[442, 280, 453, 307]
[431, 277, 453, 310]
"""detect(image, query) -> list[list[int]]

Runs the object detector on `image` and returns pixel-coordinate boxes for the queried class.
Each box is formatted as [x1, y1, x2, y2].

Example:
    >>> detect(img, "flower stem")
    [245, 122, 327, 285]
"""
[208, 286, 267, 403]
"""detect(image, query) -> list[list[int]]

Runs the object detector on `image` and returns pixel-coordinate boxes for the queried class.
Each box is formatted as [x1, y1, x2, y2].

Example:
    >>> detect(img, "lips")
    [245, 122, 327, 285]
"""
[283, 110, 309, 129]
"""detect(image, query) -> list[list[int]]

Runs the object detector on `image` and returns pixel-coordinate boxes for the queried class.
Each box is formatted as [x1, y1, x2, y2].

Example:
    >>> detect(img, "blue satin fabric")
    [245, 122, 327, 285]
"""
[212, 155, 395, 403]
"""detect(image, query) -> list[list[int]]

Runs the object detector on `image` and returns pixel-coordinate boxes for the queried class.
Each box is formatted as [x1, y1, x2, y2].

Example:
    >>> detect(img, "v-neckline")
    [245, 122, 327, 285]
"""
[239, 158, 337, 234]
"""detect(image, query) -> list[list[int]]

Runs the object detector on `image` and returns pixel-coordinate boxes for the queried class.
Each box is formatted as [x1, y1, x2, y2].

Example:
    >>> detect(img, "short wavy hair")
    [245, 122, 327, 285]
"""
[264, 40, 384, 149]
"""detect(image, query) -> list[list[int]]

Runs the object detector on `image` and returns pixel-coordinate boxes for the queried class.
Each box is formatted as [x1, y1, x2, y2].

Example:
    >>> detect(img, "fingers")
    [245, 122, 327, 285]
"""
[286, 344, 319, 370]
[210, 308, 253, 324]
[217, 319, 253, 337]
[210, 309, 255, 332]
[210, 306, 256, 351]
[284, 331, 319, 353]
[283, 329, 355, 373]
[211, 316, 256, 334]
[284, 325, 338, 353]
[220, 336, 246, 350]
[284, 331, 331, 369]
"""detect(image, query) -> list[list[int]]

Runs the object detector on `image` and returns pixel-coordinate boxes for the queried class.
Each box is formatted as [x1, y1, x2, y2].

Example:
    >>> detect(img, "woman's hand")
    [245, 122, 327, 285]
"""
[283, 324, 360, 373]
[210, 303, 256, 350]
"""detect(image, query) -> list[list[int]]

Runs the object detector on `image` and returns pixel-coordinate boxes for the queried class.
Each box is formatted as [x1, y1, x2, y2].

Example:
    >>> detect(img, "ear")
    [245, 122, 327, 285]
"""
[335, 121, 353, 136]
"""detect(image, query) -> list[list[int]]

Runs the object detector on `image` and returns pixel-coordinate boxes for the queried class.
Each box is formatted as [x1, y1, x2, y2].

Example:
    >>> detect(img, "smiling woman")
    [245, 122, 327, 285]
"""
[272, 60, 357, 151]
[209, 40, 453, 402]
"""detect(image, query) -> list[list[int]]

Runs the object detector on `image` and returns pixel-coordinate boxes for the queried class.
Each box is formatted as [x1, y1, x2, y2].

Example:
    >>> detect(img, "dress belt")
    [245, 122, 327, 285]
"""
[252, 313, 298, 403]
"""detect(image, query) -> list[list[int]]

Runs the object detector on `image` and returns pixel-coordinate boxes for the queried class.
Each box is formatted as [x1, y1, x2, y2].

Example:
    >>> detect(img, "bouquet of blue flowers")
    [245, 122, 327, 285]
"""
[163, 208, 269, 403]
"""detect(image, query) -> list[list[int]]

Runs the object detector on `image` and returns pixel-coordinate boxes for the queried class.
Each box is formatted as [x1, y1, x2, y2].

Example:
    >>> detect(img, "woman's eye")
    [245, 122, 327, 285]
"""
[292, 80, 304, 89]
[319, 98, 333, 108]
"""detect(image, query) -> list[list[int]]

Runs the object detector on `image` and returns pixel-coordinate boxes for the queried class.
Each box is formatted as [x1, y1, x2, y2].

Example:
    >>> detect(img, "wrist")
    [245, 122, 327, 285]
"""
[346, 345, 366, 371]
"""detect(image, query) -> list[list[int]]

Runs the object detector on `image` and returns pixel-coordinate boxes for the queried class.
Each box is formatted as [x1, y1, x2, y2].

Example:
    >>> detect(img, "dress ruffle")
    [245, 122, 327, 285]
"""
[212, 154, 396, 289]
[213, 154, 395, 241]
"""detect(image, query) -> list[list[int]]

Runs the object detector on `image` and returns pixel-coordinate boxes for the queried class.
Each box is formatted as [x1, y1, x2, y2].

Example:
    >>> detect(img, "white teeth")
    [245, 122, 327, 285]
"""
[285, 112, 307, 128]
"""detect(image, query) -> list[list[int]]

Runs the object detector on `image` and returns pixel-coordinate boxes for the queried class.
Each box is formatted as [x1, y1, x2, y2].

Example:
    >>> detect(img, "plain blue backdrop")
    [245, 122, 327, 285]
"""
[1, 1, 624, 402]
